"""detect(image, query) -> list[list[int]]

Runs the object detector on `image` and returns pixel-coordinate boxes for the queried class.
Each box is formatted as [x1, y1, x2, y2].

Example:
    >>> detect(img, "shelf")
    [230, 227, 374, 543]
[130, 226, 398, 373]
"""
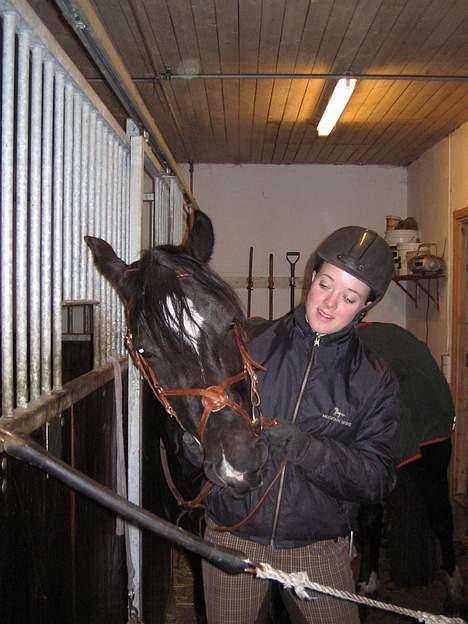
[392, 274, 442, 310]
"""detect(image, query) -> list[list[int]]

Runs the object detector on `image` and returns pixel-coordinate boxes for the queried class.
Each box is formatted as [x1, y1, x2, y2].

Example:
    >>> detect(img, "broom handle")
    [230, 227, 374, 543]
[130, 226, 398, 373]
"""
[268, 254, 274, 320]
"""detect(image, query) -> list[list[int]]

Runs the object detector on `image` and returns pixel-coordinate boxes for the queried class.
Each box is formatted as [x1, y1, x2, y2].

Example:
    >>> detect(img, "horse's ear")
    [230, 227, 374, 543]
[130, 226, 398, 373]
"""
[85, 236, 132, 301]
[184, 210, 214, 264]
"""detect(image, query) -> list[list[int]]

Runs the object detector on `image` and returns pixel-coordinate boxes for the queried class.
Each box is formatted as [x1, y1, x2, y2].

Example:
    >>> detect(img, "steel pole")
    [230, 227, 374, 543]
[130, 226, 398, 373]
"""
[0, 430, 251, 576]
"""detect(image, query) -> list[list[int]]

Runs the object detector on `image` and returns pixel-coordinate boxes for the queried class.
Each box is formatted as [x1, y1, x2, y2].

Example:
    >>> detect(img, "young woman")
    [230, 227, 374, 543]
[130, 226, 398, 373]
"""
[203, 226, 401, 624]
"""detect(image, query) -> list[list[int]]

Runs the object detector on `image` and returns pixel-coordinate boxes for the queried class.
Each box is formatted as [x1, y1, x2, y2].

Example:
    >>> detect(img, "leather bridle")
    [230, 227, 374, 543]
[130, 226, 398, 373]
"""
[124, 322, 264, 444]
[124, 302, 281, 531]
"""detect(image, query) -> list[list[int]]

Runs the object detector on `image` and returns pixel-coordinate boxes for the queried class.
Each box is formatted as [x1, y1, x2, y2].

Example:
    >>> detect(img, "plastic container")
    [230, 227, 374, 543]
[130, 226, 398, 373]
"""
[397, 242, 420, 275]
[385, 229, 420, 246]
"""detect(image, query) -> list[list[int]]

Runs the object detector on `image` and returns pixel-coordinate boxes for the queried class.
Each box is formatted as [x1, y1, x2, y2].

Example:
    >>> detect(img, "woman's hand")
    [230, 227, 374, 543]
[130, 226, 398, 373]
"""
[261, 420, 310, 463]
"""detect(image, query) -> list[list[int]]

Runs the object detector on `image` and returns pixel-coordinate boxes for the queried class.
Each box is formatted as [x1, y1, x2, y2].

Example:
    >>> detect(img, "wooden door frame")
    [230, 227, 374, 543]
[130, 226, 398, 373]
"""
[450, 207, 468, 496]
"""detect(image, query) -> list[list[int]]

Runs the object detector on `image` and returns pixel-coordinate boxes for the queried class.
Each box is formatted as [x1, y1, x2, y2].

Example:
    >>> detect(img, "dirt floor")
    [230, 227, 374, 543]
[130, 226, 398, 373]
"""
[164, 497, 468, 623]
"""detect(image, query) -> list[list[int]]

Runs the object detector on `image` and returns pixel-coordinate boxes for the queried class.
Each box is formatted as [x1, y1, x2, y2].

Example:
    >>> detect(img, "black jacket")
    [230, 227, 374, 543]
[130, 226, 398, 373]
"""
[206, 305, 401, 547]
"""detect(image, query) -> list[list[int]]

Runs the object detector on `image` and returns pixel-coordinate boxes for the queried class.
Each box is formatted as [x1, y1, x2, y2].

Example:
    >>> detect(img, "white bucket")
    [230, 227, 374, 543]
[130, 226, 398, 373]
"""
[385, 229, 420, 245]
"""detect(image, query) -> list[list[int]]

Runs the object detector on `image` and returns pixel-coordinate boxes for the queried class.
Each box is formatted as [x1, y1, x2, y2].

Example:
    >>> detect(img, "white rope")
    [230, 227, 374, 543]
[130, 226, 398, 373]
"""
[255, 563, 465, 624]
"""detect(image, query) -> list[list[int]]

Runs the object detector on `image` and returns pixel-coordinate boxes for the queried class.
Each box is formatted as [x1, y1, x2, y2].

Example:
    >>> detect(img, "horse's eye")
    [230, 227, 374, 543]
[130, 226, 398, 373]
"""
[136, 345, 155, 358]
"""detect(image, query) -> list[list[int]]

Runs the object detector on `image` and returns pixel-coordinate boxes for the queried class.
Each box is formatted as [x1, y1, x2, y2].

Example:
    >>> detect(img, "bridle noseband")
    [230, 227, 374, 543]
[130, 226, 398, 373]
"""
[124, 323, 264, 445]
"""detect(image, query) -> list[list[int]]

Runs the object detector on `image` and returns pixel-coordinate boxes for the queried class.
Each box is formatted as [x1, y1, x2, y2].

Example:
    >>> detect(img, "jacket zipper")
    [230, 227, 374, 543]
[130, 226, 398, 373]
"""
[269, 333, 321, 546]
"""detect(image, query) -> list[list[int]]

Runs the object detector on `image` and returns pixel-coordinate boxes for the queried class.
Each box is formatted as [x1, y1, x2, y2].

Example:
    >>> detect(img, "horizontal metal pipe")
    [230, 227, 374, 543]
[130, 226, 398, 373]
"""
[105, 72, 468, 83]
[0, 429, 251, 576]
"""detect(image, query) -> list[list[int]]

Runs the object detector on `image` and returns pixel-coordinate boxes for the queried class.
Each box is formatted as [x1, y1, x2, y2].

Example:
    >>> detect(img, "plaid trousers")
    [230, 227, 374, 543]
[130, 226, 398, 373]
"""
[202, 524, 360, 624]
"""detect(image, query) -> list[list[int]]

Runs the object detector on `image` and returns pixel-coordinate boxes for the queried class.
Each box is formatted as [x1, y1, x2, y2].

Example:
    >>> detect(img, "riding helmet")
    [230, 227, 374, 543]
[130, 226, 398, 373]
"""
[314, 226, 394, 304]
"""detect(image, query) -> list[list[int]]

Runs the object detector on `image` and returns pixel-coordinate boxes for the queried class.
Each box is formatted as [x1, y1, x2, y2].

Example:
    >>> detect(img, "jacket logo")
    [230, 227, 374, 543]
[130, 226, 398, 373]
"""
[322, 406, 352, 427]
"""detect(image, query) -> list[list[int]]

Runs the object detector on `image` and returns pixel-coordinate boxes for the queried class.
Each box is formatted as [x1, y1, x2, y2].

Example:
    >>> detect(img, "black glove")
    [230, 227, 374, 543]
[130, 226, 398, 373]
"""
[261, 420, 311, 463]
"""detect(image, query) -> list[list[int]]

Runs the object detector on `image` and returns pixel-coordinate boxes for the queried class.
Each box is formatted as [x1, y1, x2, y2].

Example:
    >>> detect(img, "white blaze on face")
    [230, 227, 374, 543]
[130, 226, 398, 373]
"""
[219, 451, 245, 482]
[165, 296, 204, 352]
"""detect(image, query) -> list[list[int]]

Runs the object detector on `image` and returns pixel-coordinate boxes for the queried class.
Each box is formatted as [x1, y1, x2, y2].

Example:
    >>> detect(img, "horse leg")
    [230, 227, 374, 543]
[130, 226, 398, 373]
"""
[357, 503, 383, 596]
[418, 441, 466, 616]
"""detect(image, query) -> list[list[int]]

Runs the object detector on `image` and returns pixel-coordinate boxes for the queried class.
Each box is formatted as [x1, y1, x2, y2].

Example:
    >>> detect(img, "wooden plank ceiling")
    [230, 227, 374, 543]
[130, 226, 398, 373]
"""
[32, 0, 468, 166]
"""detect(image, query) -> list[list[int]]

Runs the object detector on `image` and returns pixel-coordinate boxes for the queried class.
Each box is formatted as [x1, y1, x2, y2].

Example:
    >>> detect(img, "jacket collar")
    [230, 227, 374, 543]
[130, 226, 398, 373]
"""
[292, 304, 357, 355]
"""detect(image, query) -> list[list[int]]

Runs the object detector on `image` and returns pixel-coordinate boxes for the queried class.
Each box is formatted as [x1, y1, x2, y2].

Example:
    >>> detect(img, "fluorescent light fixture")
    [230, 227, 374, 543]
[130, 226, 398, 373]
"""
[317, 77, 357, 136]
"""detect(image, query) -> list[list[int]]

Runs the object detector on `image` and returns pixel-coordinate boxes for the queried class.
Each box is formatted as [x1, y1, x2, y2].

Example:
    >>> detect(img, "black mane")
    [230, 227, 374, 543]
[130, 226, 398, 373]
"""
[129, 245, 244, 359]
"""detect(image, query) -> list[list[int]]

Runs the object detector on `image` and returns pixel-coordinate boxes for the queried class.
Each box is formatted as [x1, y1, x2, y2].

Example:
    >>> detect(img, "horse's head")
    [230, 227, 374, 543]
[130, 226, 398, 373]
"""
[85, 210, 268, 497]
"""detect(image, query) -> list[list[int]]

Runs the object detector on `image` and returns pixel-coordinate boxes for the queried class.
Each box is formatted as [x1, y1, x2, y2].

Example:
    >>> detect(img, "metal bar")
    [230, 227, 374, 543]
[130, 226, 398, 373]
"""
[116, 144, 125, 352]
[86, 110, 97, 300]
[15, 27, 30, 408]
[286, 252, 301, 312]
[53, 70, 65, 390]
[94, 119, 103, 240]
[124, 72, 468, 83]
[224, 276, 306, 290]
[247, 247, 254, 318]
[92, 119, 103, 367]
[170, 176, 185, 245]
[128, 133, 144, 612]
[72, 92, 82, 299]
[111, 138, 119, 351]
[63, 82, 74, 300]
[415, 279, 439, 311]
[0, 430, 251, 576]
[105, 131, 114, 357]
[5, 0, 127, 143]
[1, 11, 16, 415]
[29, 45, 43, 402]
[391, 278, 418, 305]
[123, 151, 130, 262]
[53, 0, 197, 210]
[0, 359, 127, 435]
[268, 254, 274, 320]
[41, 58, 54, 394]
[168, 177, 176, 244]
[80, 101, 89, 298]
[99, 127, 109, 365]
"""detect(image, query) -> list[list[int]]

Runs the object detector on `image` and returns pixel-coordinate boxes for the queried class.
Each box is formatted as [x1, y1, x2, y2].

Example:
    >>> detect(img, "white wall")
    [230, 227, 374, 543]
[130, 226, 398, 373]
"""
[182, 164, 407, 324]
[407, 121, 468, 363]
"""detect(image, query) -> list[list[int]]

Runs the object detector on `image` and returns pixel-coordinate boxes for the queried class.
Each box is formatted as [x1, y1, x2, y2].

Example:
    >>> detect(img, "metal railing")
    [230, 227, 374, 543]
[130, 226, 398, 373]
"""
[0, 0, 130, 417]
[0, 0, 187, 421]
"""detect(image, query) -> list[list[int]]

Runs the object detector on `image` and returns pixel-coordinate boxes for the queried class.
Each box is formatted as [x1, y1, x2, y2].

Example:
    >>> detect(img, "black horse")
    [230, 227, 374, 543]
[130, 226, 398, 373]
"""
[355, 322, 466, 619]
[86, 209, 269, 621]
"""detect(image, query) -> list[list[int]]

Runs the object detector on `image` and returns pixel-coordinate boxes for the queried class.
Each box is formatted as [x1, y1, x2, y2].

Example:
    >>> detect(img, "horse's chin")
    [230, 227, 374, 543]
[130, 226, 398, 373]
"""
[203, 462, 264, 498]
[226, 472, 264, 499]
[203, 434, 268, 497]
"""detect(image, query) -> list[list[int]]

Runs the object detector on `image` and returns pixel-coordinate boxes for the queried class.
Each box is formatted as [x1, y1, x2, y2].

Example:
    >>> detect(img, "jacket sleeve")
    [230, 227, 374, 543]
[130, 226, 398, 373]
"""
[297, 371, 401, 504]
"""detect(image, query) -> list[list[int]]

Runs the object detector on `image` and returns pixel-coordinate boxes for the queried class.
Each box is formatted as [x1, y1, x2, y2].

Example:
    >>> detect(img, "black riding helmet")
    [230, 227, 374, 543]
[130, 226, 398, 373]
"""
[313, 226, 394, 307]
